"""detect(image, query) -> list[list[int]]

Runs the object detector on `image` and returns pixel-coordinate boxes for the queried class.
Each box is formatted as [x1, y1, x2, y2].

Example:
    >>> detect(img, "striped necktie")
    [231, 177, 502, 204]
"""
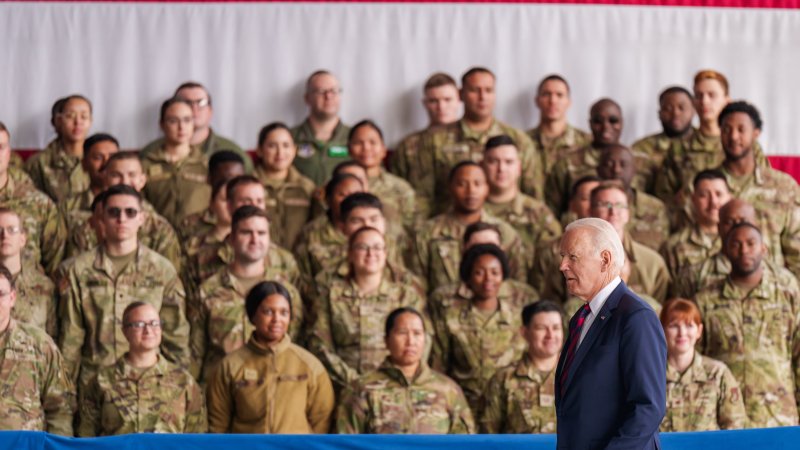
[559, 303, 592, 395]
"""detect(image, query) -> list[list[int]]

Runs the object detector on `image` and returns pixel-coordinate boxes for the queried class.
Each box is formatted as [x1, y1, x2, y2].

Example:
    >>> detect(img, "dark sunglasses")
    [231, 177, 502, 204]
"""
[106, 207, 139, 219]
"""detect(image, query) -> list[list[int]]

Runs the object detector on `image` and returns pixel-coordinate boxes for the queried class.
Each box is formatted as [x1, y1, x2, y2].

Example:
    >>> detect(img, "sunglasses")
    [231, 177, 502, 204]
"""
[106, 207, 140, 219]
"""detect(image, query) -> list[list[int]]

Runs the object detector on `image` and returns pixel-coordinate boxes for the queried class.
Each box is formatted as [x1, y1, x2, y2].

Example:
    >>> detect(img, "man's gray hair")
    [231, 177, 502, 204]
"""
[565, 217, 625, 271]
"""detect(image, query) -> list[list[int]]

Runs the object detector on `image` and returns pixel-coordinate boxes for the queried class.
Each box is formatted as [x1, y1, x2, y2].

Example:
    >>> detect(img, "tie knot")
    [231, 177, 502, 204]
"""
[581, 303, 591, 316]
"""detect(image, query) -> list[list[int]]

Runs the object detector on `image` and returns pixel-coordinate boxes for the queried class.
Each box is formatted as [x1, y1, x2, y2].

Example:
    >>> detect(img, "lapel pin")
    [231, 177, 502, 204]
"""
[600, 315, 606, 320]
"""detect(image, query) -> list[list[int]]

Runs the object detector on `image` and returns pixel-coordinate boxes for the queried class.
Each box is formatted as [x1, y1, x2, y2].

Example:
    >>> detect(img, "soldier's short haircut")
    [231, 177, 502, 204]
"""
[102, 184, 142, 206]
[463, 221, 501, 245]
[0, 121, 9, 140]
[521, 300, 563, 327]
[694, 69, 729, 96]
[590, 180, 628, 205]
[159, 97, 193, 123]
[658, 86, 693, 104]
[0, 264, 15, 290]
[0, 207, 23, 233]
[461, 67, 495, 86]
[174, 81, 212, 106]
[324, 173, 364, 212]
[51, 94, 93, 127]
[332, 160, 364, 178]
[424, 72, 457, 91]
[718, 100, 763, 131]
[122, 301, 153, 325]
[209, 150, 245, 173]
[385, 307, 426, 337]
[659, 298, 702, 329]
[305, 70, 334, 92]
[485, 135, 517, 154]
[537, 74, 571, 95]
[83, 133, 119, 156]
[257, 122, 292, 148]
[569, 175, 601, 202]
[693, 169, 729, 190]
[102, 151, 141, 172]
[341, 192, 383, 222]
[347, 226, 384, 249]
[231, 205, 270, 232]
[245, 281, 293, 322]
[459, 243, 510, 284]
[448, 160, 484, 184]
[724, 221, 762, 247]
[226, 175, 262, 201]
[348, 120, 384, 145]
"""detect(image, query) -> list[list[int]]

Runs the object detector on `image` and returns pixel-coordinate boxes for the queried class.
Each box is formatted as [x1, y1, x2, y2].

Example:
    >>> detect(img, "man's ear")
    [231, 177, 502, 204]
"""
[600, 249, 612, 271]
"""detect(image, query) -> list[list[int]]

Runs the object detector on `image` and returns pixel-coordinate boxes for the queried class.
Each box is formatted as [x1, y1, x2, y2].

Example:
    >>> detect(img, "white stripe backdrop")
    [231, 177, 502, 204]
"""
[1, 2, 799, 153]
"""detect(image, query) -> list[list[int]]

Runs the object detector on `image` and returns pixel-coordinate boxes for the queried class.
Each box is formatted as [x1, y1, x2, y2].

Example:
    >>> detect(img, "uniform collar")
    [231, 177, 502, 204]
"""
[118, 353, 170, 379]
[378, 358, 433, 386]
[721, 261, 776, 301]
[94, 245, 143, 278]
[458, 118, 500, 141]
[513, 353, 555, 382]
[246, 332, 292, 355]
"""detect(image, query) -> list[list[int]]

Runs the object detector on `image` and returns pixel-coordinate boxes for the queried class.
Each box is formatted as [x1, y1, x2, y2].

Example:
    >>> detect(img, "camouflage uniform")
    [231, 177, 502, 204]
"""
[77, 355, 206, 436]
[412, 211, 527, 293]
[60, 187, 98, 215]
[57, 245, 190, 389]
[140, 144, 211, 227]
[660, 352, 747, 432]
[529, 236, 563, 303]
[207, 333, 335, 434]
[429, 282, 533, 417]
[0, 175, 66, 276]
[390, 128, 435, 217]
[255, 164, 315, 250]
[11, 262, 57, 338]
[0, 319, 74, 435]
[545, 144, 602, 215]
[307, 272, 428, 390]
[336, 358, 475, 434]
[631, 132, 681, 194]
[660, 225, 720, 281]
[484, 192, 562, 274]
[670, 251, 729, 300]
[420, 119, 544, 214]
[718, 164, 800, 275]
[696, 262, 800, 428]
[140, 128, 253, 172]
[427, 280, 539, 324]
[625, 189, 671, 251]
[24, 139, 89, 203]
[368, 169, 419, 231]
[481, 353, 556, 434]
[291, 119, 351, 186]
[64, 200, 182, 272]
[527, 124, 591, 173]
[190, 266, 304, 382]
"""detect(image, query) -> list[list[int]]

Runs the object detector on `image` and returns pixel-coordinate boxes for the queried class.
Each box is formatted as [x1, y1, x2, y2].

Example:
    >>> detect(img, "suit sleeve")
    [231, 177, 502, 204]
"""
[606, 306, 667, 450]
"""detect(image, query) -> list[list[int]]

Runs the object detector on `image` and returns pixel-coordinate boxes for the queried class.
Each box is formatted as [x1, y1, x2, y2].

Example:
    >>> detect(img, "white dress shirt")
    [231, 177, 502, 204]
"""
[578, 276, 622, 347]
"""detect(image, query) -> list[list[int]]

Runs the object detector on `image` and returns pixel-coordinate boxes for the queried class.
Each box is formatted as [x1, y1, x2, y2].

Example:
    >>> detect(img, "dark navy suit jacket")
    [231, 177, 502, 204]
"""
[555, 281, 667, 450]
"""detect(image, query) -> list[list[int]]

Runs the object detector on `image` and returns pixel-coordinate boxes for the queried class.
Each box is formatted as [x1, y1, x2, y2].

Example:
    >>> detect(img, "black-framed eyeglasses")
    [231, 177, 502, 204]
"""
[123, 320, 163, 330]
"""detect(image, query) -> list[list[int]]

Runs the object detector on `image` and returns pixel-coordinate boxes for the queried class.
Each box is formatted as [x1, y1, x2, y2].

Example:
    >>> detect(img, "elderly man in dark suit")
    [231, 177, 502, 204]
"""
[555, 217, 666, 450]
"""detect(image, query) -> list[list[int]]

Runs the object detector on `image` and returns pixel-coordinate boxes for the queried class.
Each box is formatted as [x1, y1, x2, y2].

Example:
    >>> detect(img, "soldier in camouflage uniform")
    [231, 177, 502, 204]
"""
[546, 98, 633, 215]
[413, 162, 526, 293]
[482, 301, 562, 433]
[0, 265, 74, 435]
[660, 170, 730, 280]
[696, 223, 800, 428]
[59, 133, 119, 215]
[24, 95, 92, 202]
[391, 72, 461, 216]
[526, 74, 592, 172]
[307, 228, 428, 391]
[292, 71, 351, 186]
[57, 185, 190, 390]
[658, 298, 747, 432]
[349, 120, 419, 230]
[0, 124, 66, 276]
[417, 67, 544, 214]
[78, 302, 206, 436]
[337, 307, 474, 434]
[140, 98, 211, 227]
[482, 135, 562, 274]
[140, 82, 252, 172]
[596, 145, 669, 251]
[712, 101, 800, 275]
[631, 86, 696, 195]
[0, 208, 57, 337]
[190, 206, 304, 382]
[430, 244, 533, 418]
[254, 122, 316, 250]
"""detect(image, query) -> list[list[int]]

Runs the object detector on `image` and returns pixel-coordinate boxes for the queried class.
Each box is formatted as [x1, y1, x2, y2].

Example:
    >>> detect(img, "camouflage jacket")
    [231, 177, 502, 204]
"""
[368, 169, 419, 231]
[291, 119, 351, 186]
[526, 124, 591, 173]
[140, 144, 211, 227]
[660, 225, 720, 281]
[24, 139, 89, 203]
[12, 262, 57, 337]
[255, 165, 316, 250]
[140, 128, 253, 172]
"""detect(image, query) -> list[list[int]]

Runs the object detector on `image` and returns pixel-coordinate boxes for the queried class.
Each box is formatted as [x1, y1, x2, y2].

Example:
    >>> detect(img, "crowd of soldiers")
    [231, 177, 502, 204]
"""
[0, 66, 798, 436]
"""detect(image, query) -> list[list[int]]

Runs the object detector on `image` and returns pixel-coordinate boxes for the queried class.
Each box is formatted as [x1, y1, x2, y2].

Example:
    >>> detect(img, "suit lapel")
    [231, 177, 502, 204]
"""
[562, 282, 627, 393]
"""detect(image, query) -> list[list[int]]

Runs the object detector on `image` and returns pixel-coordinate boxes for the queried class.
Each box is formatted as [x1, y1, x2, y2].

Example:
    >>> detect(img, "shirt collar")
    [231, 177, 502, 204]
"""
[588, 276, 622, 316]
